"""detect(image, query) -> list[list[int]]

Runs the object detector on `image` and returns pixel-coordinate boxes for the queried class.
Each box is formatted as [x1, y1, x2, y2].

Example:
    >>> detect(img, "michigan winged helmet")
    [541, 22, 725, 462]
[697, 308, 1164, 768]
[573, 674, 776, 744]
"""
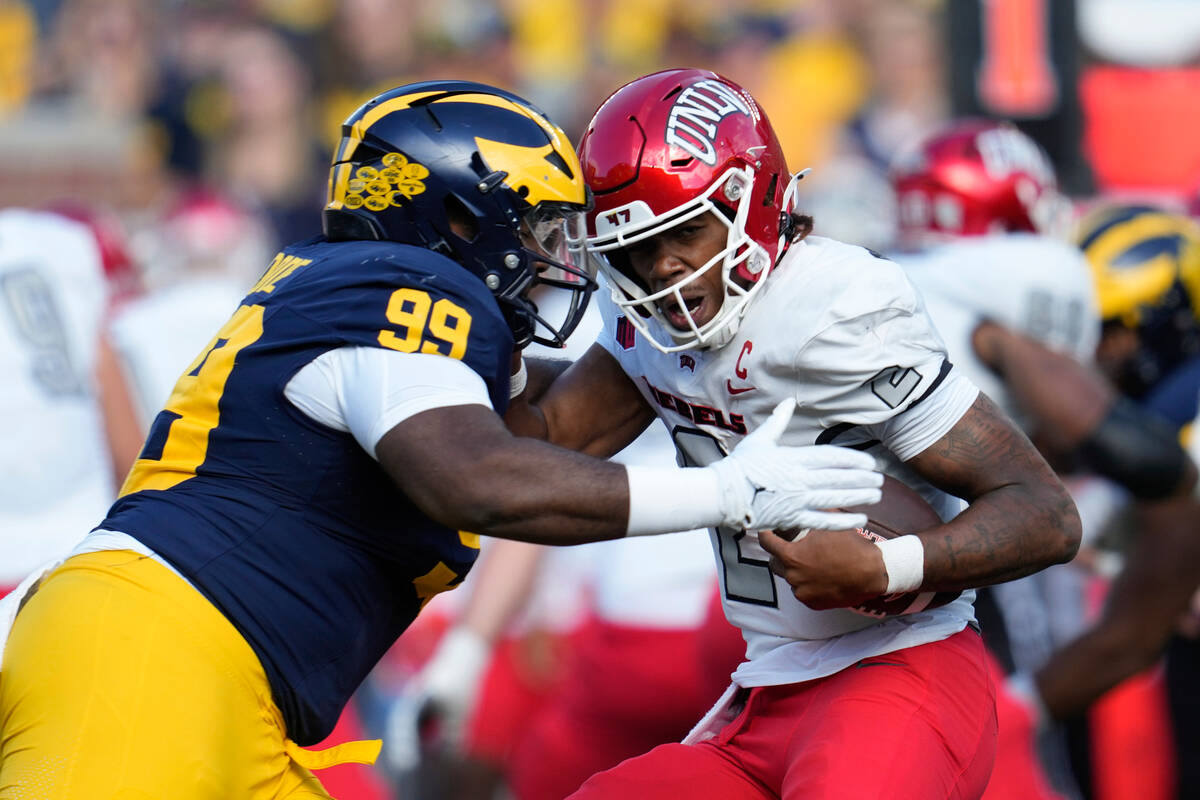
[324, 80, 596, 347]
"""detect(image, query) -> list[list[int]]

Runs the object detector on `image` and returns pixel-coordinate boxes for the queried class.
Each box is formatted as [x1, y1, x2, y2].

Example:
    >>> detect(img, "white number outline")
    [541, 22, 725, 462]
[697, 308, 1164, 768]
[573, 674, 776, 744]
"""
[671, 425, 778, 607]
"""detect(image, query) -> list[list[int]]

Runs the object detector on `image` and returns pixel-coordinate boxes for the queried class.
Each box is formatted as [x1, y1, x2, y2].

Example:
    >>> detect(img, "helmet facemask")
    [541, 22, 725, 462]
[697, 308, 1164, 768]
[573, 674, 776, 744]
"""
[588, 167, 784, 353]
[499, 200, 595, 347]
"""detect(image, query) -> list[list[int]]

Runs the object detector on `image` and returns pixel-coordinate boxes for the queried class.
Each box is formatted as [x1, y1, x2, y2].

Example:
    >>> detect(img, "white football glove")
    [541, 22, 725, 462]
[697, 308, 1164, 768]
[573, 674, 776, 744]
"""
[708, 398, 883, 531]
[384, 626, 491, 771]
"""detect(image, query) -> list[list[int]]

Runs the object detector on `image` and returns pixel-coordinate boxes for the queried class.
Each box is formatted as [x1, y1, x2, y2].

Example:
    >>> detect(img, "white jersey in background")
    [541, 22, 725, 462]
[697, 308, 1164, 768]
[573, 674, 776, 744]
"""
[898, 233, 1100, 432]
[107, 276, 248, 430]
[0, 209, 115, 583]
[599, 236, 979, 687]
[899, 233, 1108, 655]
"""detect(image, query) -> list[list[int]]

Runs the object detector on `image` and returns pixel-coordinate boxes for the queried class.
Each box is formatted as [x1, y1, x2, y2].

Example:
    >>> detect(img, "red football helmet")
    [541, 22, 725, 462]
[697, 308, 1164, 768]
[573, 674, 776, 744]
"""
[46, 200, 141, 303]
[578, 68, 799, 352]
[890, 119, 1065, 248]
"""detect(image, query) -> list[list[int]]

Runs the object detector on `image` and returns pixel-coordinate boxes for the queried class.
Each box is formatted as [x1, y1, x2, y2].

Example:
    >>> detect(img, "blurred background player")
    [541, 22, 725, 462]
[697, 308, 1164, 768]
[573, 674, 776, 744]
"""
[107, 187, 273, 426]
[0, 205, 142, 598]
[891, 122, 1200, 800]
[889, 117, 1095, 798]
[1072, 203, 1200, 800]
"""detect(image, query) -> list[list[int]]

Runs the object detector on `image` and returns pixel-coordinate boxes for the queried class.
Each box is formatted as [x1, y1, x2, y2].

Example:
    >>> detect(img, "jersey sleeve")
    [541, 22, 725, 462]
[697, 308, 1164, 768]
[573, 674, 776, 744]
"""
[285, 347, 494, 458]
[801, 265, 958, 447]
[271, 241, 515, 414]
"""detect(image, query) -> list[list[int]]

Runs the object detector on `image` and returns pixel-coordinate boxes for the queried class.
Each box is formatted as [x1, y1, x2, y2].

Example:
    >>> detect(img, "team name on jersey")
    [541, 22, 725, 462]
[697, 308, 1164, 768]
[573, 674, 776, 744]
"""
[645, 379, 747, 434]
[250, 253, 313, 294]
[665, 80, 752, 166]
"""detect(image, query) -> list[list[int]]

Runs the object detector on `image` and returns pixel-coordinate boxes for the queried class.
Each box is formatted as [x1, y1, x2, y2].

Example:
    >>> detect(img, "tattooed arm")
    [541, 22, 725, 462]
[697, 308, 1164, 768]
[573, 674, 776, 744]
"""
[761, 393, 1080, 609]
[906, 393, 1081, 589]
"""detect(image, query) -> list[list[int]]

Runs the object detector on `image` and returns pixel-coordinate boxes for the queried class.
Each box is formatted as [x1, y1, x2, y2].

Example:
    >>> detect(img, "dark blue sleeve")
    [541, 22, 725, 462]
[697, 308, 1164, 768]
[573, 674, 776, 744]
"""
[270, 240, 515, 413]
[1141, 357, 1200, 432]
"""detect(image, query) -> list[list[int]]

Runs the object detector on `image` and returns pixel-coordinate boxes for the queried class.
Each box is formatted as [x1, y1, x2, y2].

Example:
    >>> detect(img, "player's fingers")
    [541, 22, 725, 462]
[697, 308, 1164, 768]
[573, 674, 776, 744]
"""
[757, 527, 787, 558]
[801, 467, 886, 491]
[790, 509, 870, 532]
[790, 445, 878, 471]
[802, 486, 883, 509]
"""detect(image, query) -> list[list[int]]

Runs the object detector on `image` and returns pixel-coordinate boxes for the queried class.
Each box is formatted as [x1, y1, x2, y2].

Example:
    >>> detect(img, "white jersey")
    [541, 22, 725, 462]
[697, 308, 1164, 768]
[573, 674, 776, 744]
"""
[108, 276, 248, 430]
[598, 236, 979, 687]
[0, 210, 115, 582]
[898, 233, 1100, 431]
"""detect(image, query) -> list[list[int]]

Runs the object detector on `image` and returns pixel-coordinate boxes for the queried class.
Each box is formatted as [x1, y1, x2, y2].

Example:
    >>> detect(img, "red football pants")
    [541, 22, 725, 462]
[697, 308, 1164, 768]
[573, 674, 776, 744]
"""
[569, 629, 997, 800]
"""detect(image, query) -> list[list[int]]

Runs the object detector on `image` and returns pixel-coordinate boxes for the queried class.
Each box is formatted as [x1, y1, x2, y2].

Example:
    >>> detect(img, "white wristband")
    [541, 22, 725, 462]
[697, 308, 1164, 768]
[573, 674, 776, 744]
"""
[508, 357, 528, 399]
[625, 465, 724, 536]
[875, 534, 924, 594]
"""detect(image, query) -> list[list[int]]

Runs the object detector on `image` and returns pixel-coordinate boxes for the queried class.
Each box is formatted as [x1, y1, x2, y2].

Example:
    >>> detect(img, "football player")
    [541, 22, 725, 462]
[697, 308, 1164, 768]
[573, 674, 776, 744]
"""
[1071, 204, 1200, 799]
[0, 207, 142, 599]
[507, 69, 1081, 799]
[893, 125, 1200, 799]
[0, 81, 885, 800]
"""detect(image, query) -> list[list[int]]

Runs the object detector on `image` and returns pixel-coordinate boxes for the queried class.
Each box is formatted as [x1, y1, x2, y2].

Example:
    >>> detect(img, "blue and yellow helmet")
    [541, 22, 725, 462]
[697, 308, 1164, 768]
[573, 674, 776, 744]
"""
[1076, 204, 1200, 396]
[324, 80, 596, 347]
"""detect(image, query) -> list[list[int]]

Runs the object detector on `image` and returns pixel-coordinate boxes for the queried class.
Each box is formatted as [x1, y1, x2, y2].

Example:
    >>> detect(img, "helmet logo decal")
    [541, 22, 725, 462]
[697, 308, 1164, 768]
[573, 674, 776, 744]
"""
[665, 80, 751, 167]
[977, 128, 1054, 184]
[340, 152, 430, 211]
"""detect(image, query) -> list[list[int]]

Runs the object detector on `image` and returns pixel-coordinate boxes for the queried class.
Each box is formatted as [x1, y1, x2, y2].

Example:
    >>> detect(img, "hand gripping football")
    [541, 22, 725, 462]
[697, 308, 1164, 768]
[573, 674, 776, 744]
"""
[846, 475, 961, 618]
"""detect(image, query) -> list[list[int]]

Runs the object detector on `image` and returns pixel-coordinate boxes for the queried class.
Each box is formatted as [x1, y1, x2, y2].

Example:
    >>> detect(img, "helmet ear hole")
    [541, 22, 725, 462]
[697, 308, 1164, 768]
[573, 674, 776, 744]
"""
[444, 194, 480, 242]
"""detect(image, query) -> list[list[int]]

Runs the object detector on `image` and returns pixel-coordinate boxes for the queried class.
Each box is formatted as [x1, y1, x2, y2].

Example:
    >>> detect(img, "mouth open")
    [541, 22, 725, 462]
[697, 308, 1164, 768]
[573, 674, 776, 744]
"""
[660, 294, 706, 331]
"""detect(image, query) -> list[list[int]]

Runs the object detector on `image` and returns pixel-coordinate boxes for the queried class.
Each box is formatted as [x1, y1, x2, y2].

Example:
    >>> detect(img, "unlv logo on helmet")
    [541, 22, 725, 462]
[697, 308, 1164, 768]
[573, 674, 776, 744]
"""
[665, 80, 752, 166]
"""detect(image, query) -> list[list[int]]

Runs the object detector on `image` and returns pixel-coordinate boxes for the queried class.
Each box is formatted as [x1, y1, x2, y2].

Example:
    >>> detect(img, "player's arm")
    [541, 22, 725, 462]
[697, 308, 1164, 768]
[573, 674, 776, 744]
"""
[321, 346, 883, 546]
[972, 319, 1196, 498]
[94, 331, 144, 485]
[905, 392, 1081, 588]
[505, 342, 657, 457]
[1028, 494, 1200, 720]
[763, 391, 1081, 609]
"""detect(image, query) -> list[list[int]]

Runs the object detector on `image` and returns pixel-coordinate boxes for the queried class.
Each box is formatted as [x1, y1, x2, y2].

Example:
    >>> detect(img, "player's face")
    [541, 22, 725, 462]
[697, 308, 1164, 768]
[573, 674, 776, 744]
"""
[618, 211, 728, 331]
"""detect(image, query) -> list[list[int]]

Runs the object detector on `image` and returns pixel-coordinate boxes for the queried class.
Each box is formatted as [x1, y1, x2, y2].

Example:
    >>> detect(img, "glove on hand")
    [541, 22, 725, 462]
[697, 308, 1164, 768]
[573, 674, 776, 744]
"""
[384, 627, 490, 771]
[708, 399, 883, 531]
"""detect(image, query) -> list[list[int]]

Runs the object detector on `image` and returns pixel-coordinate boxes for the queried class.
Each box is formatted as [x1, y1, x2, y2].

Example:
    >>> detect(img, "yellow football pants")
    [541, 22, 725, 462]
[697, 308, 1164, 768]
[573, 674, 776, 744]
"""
[0, 550, 378, 800]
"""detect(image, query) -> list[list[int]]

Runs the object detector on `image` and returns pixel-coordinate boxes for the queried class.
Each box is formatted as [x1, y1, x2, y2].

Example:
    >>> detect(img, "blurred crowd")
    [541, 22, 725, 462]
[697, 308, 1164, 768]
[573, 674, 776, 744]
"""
[5, 0, 1200, 799]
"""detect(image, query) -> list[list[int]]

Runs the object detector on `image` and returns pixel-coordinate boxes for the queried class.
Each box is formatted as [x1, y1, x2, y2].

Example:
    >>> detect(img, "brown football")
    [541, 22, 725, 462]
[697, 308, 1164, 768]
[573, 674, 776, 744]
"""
[844, 474, 962, 618]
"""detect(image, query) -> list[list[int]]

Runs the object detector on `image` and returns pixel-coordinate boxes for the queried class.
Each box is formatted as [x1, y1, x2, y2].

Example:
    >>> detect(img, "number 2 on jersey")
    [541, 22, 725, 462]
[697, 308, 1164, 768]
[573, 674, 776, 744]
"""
[120, 304, 265, 496]
[672, 427, 779, 607]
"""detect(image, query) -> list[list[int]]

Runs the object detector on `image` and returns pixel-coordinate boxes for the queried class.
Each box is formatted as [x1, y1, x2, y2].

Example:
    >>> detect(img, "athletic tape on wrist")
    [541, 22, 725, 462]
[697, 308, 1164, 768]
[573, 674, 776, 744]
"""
[508, 357, 528, 399]
[624, 465, 725, 536]
[875, 534, 924, 594]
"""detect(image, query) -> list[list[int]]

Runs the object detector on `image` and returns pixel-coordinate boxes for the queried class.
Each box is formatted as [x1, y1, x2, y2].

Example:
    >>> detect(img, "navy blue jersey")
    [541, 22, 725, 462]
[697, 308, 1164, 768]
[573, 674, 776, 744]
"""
[100, 237, 512, 744]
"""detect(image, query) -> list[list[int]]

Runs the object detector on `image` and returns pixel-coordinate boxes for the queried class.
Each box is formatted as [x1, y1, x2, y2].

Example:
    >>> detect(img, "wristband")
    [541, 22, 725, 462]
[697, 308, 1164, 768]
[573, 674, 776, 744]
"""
[625, 465, 725, 536]
[508, 357, 528, 399]
[875, 534, 924, 594]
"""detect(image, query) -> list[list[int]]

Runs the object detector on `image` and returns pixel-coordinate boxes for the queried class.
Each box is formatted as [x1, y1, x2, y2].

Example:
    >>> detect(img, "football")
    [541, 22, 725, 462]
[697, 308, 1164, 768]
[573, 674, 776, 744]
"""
[844, 475, 962, 618]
